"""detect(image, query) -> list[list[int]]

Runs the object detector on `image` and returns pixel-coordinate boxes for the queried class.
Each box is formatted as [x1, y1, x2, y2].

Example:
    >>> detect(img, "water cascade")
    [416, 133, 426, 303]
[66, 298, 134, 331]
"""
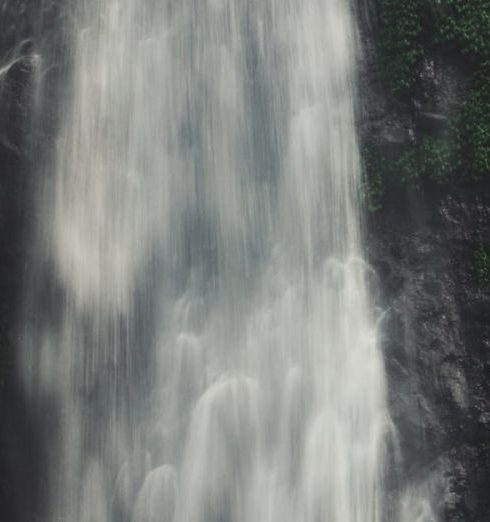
[23, 1, 390, 520]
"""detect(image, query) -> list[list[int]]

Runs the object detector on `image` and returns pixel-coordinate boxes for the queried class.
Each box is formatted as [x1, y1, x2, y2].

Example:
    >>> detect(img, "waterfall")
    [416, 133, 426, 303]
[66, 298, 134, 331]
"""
[22, 1, 390, 520]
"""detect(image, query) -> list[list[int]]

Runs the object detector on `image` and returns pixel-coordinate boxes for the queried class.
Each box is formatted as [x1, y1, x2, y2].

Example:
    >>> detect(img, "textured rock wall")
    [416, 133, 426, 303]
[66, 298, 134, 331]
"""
[368, 187, 490, 521]
[358, 4, 490, 520]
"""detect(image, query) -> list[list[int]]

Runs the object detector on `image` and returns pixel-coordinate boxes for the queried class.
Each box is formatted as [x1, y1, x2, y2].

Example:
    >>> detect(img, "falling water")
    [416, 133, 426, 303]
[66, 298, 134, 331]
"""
[23, 1, 390, 521]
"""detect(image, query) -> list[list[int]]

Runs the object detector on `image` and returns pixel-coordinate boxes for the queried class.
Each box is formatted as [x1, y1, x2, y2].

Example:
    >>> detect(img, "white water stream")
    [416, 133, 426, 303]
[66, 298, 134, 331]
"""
[23, 1, 391, 520]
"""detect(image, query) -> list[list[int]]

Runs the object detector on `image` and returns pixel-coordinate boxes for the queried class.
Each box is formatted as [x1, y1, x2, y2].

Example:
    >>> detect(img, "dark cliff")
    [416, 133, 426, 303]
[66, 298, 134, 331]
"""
[0, 2, 64, 520]
[359, 1, 490, 519]
[368, 187, 490, 521]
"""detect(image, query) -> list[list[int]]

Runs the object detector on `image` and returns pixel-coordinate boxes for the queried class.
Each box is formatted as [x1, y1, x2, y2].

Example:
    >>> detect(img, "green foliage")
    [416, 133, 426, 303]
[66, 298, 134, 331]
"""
[397, 138, 453, 188]
[474, 245, 490, 287]
[373, 0, 490, 189]
[378, 0, 490, 98]
[397, 136, 454, 188]
[435, 0, 490, 62]
[377, 0, 426, 97]
[361, 145, 385, 212]
[361, 136, 454, 211]
[458, 63, 490, 180]
[416, 135, 453, 185]
[395, 145, 422, 189]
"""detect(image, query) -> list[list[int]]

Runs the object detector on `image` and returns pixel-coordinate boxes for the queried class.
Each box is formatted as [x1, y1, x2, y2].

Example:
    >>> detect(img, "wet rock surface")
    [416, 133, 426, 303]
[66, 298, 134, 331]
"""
[0, 2, 65, 520]
[359, 6, 490, 519]
[368, 187, 490, 521]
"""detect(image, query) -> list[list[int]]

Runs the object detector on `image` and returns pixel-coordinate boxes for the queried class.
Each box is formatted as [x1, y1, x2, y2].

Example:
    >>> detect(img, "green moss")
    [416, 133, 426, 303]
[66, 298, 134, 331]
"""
[394, 137, 453, 189]
[435, 1, 490, 62]
[458, 63, 490, 180]
[377, 0, 426, 98]
[370, 0, 490, 193]
[474, 245, 490, 287]
[395, 144, 423, 189]
[417, 135, 453, 185]
[377, 0, 490, 98]
[361, 144, 385, 212]
[361, 135, 454, 211]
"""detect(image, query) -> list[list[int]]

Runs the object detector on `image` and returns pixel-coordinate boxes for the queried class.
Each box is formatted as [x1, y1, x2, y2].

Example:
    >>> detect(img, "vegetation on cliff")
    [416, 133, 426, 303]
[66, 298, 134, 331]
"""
[363, 0, 490, 211]
[475, 245, 490, 287]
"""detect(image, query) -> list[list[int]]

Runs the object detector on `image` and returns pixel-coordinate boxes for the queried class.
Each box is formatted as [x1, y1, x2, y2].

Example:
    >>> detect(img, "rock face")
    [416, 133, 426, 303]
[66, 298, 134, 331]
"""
[0, 3, 65, 520]
[358, 6, 490, 519]
[367, 186, 490, 521]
